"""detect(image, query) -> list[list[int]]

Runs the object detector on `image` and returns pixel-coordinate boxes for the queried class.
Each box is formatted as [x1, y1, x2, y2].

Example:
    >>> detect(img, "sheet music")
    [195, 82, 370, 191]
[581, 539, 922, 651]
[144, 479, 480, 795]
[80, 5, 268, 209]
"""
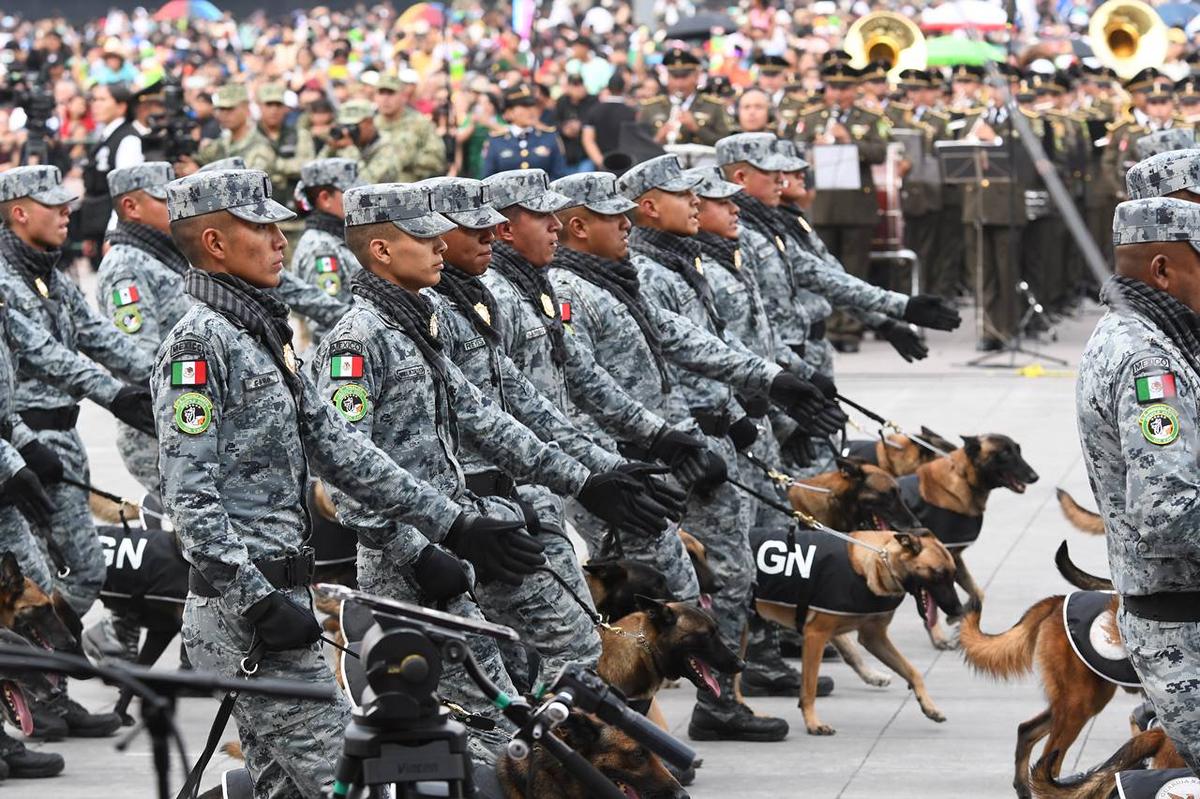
[812, 144, 861, 190]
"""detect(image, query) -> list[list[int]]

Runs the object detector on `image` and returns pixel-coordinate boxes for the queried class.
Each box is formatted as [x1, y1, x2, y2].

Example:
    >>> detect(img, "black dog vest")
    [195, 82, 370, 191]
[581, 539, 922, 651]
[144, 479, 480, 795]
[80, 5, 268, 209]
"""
[1116, 768, 1197, 799]
[751, 527, 903, 623]
[897, 474, 983, 549]
[1064, 590, 1140, 688]
[842, 439, 879, 466]
[98, 523, 188, 605]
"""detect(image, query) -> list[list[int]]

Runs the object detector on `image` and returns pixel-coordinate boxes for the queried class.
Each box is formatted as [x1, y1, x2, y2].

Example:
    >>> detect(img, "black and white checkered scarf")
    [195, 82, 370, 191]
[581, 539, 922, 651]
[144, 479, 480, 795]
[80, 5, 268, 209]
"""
[108, 221, 190, 276]
[1101, 275, 1200, 378]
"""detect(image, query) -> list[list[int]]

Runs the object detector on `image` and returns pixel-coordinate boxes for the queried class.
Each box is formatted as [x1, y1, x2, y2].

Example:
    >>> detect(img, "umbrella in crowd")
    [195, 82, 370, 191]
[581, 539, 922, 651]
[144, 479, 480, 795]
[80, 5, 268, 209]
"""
[1157, 1, 1200, 28]
[153, 0, 222, 22]
[398, 2, 445, 28]
[664, 12, 738, 41]
[921, 0, 1009, 32]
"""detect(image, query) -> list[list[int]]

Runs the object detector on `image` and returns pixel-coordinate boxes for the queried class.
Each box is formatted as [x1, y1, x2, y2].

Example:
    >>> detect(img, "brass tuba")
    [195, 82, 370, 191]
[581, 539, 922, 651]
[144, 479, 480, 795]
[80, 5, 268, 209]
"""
[1089, 0, 1168, 80]
[845, 11, 927, 80]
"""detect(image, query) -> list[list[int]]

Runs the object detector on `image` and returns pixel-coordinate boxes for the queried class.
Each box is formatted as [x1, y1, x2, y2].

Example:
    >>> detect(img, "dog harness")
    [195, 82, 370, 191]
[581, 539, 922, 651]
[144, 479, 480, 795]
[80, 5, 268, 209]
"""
[98, 523, 188, 606]
[842, 439, 879, 465]
[1063, 590, 1141, 688]
[897, 474, 983, 549]
[751, 527, 903, 623]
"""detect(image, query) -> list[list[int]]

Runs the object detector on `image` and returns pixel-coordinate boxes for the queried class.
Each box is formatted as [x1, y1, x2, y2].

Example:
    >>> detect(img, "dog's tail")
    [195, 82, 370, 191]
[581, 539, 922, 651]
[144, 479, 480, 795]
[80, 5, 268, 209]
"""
[1055, 542, 1115, 591]
[1056, 488, 1105, 535]
[959, 595, 1061, 680]
[1028, 729, 1175, 799]
[222, 741, 244, 760]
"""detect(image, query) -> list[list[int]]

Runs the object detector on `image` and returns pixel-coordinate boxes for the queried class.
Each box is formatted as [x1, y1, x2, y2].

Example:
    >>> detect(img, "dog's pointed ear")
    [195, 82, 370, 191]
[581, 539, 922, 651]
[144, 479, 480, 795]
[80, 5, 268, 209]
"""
[0, 553, 23, 595]
[960, 435, 982, 458]
[582, 560, 625, 580]
[634, 594, 676, 626]
[893, 532, 923, 555]
[835, 456, 865, 480]
[921, 426, 953, 449]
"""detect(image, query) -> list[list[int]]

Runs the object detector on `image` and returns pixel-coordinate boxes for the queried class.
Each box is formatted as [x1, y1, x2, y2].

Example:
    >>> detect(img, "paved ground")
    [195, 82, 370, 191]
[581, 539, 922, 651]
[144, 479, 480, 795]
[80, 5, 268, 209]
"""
[6, 297, 1138, 798]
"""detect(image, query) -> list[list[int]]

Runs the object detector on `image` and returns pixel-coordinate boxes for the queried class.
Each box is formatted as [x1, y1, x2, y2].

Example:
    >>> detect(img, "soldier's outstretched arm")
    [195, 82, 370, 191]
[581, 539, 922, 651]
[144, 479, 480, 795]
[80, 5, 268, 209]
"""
[790, 244, 909, 318]
[63, 278, 153, 383]
[649, 301, 780, 393]
[0, 438, 24, 484]
[562, 332, 669, 445]
[5, 303, 125, 407]
[272, 269, 349, 329]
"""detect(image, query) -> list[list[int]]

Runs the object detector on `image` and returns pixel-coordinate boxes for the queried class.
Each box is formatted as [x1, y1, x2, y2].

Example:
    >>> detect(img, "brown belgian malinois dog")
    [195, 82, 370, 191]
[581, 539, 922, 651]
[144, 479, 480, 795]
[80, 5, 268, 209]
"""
[842, 426, 957, 477]
[786, 457, 923, 534]
[754, 530, 961, 735]
[1027, 727, 1185, 799]
[960, 592, 1143, 799]
[597, 596, 743, 704]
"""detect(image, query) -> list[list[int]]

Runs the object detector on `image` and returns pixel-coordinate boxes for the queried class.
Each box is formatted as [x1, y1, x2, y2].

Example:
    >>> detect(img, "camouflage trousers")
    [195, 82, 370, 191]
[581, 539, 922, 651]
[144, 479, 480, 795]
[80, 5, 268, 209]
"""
[1119, 607, 1200, 772]
[116, 423, 160, 494]
[473, 495, 601, 690]
[0, 506, 52, 592]
[357, 540, 516, 766]
[182, 589, 350, 799]
[30, 429, 104, 614]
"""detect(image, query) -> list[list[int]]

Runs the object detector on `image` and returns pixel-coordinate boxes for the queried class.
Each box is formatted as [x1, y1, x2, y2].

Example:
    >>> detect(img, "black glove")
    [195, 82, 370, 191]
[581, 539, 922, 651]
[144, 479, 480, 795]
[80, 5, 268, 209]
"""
[781, 432, 813, 468]
[443, 513, 544, 586]
[735, 393, 770, 418]
[791, 401, 847, 438]
[18, 441, 63, 485]
[902, 294, 961, 331]
[809, 372, 838, 400]
[768, 372, 826, 418]
[109, 385, 157, 437]
[243, 591, 322, 651]
[616, 461, 686, 521]
[411, 545, 472, 602]
[1, 468, 54, 528]
[879, 320, 929, 363]
[647, 425, 709, 485]
[728, 416, 758, 452]
[691, 448, 728, 497]
[577, 470, 674, 539]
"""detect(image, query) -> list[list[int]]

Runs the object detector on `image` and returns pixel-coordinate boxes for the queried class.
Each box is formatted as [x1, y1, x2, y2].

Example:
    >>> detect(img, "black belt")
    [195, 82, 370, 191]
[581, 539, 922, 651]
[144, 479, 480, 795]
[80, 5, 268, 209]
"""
[1123, 592, 1200, 623]
[690, 408, 732, 438]
[464, 470, 515, 498]
[188, 548, 316, 598]
[20, 406, 80, 431]
[809, 320, 826, 341]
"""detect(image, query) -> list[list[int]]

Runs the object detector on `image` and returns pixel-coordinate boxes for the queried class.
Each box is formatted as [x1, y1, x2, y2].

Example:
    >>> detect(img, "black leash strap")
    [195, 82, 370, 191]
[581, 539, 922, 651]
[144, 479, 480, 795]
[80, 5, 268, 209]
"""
[61, 476, 169, 520]
[536, 566, 605, 627]
[176, 639, 265, 799]
[834, 394, 952, 456]
[835, 393, 889, 426]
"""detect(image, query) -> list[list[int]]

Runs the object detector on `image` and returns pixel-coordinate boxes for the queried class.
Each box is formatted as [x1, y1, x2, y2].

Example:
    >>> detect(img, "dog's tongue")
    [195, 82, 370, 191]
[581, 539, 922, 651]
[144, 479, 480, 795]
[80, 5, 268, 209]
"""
[699, 593, 712, 610]
[923, 590, 938, 629]
[4, 683, 32, 738]
[691, 656, 720, 697]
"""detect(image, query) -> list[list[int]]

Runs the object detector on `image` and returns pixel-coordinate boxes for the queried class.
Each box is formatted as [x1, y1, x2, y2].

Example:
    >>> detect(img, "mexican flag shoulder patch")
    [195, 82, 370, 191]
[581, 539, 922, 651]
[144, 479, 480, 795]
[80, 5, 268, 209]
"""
[171, 359, 207, 386]
[112, 285, 140, 307]
[1135, 372, 1177, 403]
[315, 255, 340, 274]
[330, 354, 363, 378]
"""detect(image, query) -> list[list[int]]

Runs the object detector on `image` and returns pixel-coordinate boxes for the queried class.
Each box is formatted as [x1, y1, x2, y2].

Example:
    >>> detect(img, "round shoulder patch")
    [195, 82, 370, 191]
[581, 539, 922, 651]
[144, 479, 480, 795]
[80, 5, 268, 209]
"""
[173, 392, 214, 435]
[114, 305, 143, 334]
[316, 271, 342, 296]
[332, 383, 369, 423]
[1139, 403, 1180, 446]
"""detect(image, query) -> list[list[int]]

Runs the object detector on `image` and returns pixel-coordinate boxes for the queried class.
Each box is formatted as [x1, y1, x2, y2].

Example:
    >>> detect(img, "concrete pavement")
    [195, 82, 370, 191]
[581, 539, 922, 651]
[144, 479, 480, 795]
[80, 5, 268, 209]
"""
[5, 299, 1138, 798]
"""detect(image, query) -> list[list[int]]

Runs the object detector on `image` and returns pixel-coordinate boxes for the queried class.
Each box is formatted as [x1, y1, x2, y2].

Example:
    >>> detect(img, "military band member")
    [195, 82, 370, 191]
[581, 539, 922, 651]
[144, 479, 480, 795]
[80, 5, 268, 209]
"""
[637, 47, 734, 147]
[894, 69, 952, 296]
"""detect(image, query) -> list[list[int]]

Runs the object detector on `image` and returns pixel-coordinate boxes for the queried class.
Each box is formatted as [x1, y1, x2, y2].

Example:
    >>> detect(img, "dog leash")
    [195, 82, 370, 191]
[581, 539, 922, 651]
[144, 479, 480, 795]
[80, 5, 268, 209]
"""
[835, 394, 953, 457]
[740, 451, 831, 494]
[61, 477, 169, 521]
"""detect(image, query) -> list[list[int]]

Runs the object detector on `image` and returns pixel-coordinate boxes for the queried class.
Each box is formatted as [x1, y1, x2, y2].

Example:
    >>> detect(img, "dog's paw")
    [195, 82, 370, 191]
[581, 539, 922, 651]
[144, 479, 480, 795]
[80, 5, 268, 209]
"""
[806, 723, 836, 736]
[862, 672, 891, 688]
[921, 706, 946, 723]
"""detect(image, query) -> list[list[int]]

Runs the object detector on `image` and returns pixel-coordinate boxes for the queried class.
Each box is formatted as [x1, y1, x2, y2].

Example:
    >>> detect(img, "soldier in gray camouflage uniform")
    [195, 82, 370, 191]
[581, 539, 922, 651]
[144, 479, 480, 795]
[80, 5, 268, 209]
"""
[290, 159, 362, 316]
[197, 158, 349, 338]
[1136, 128, 1197, 160]
[157, 169, 522, 794]
[1077, 197, 1200, 771]
[96, 162, 191, 492]
[1126, 149, 1200, 201]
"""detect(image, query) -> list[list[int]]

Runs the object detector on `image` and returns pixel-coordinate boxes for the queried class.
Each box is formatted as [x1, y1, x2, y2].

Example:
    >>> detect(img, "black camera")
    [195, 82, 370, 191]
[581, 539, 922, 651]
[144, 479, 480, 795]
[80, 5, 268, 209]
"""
[141, 78, 199, 162]
[2, 67, 57, 165]
[329, 123, 359, 143]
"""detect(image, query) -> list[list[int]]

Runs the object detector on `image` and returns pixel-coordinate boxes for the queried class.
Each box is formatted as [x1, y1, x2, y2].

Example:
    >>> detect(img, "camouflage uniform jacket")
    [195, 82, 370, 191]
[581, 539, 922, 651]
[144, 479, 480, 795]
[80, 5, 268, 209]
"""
[481, 268, 666, 445]
[1077, 307, 1200, 596]
[737, 224, 817, 373]
[196, 127, 276, 173]
[424, 288, 622, 476]
[291, 228, 360, 304]
[155, 301, 463, 614]
[317, 133, 411, 185]
[630, 249, 781, 417]
[0, 255, 151, 414]
[784, 222, 907, 324]
[272, 270, 350, 333]
[96, 244, 191, 360]
[314, 297, 591, 541]
[377, 109, 447, 180]
[701, 248, 776, 363]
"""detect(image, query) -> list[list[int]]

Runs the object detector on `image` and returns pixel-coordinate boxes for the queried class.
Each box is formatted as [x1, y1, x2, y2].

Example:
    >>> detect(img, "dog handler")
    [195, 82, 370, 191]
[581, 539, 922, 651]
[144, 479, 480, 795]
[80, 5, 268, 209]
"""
[1077, 196, 1200, 772]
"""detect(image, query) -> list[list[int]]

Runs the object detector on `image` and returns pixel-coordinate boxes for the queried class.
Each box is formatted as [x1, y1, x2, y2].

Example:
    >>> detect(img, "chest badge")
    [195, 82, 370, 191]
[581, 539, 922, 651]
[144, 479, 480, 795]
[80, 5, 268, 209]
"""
[540, 292, 555, 319]
[474, 302, 491, 326]
[694, 256, 704, 274]
[429, 313, 439, 339]
[283, 343, 297, 374]
[34, 278, 49, 299]
[733, 249, 743, 269]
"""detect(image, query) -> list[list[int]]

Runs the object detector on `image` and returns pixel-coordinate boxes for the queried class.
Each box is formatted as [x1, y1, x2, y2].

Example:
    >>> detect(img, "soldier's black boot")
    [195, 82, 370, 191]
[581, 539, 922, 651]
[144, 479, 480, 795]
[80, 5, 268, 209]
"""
[688, 673, 789, 742]
[741, 618, 834, 697]
[32, 692, 120, 738]
[0, 729, 61, 778]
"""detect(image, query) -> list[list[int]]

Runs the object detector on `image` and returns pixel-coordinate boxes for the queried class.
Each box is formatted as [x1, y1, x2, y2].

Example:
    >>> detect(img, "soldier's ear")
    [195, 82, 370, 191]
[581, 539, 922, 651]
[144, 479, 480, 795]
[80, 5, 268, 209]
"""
[495, 219, 515, 243]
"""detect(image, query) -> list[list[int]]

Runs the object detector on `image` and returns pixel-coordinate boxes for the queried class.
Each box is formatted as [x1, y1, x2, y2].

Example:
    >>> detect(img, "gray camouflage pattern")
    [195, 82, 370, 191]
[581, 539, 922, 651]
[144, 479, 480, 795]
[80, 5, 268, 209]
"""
[197, 157, 246, 172]
[550, 172, 638, 215]
[296, 158, 361, 193]
[154, 301, 462, 615]
[342, 183, 455, 237]
[715, 132, 792, 171]
[107, 161, 173, 199]
[481, 169, 571, 214]
[289, 227, 360, 323]
[773, 138, 809, 172]
[1126, 150, 1200, 200]
[1113, 197, 1200, 246]
[617, 155, 701, 199]
[418, 177, 507, 229]
[1135, 129, 1197, 160]
[271, 270, 351, 340]
[684, 166, 742, 200]
[0, 165, 76, 205]
[165, 169, 294, 224]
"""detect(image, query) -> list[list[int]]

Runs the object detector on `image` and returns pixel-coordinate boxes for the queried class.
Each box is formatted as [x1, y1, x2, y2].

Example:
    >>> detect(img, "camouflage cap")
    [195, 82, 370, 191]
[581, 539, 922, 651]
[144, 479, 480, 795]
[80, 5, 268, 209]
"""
[773, 138, 809, 172]
[343, 182, 456, 238]
[1113, 197, 1200, 251]
[297, 158, 362, 193]
[166, 169, 296, 224]
[375, 73, 402, 92]
[1136, 129, 1197, 160]
[212, 83, 249, 108]
[198, 157, 247, 172]
[108, 161, 175, 200]
[550, 172, 637, 215]
[257, 83, 287, 105]
[617, 154, 702, 200]
[1126, 149, 1200, 199]
[482, 169, 572, 214]
[715, 132, 791, 171]
[417, 177, 507, 229]
[0, 165, 77, 206]
[337, 99, 376, 125]
[683, 166, 742, 200]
